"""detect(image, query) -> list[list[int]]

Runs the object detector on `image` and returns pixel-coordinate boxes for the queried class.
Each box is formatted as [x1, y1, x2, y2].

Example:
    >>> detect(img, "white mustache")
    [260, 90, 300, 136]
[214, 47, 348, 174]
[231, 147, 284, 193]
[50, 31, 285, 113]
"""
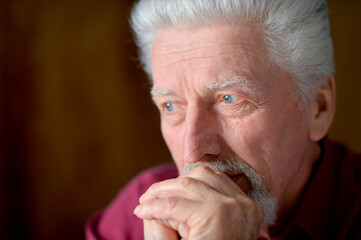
[181, 158, 264, 193]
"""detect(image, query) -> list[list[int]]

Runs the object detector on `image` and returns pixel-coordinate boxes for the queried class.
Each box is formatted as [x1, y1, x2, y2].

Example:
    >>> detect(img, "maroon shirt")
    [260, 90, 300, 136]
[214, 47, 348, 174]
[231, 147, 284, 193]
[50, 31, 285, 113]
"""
[86, 139, 361, 239]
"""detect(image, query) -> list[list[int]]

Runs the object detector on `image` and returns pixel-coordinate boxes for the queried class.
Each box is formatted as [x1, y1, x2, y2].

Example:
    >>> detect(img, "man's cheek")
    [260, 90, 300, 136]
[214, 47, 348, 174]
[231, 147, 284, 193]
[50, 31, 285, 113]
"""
[223, 119, 265, 158]
[162, 130, 184, 170]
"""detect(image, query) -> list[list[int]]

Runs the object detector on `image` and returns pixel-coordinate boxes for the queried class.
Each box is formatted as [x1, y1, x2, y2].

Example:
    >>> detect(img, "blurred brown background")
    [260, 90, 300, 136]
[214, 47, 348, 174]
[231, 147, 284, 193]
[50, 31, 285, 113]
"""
[0, 0, 360, 239]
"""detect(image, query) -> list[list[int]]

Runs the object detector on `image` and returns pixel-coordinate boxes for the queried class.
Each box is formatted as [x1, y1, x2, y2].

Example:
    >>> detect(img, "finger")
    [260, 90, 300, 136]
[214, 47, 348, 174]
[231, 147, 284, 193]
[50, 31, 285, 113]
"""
[139, 176, 225, 203]
[182, 166, 248, 198]
[135, 196, 265, 240]
[135, 197, 200, 236]
[143, 219, 179, 240]
[135, 197, 201, 223]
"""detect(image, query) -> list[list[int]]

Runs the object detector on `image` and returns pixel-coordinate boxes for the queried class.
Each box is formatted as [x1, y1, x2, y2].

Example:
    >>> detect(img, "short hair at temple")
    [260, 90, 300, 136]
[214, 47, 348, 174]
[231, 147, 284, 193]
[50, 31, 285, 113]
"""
[130, 0, 335, 103]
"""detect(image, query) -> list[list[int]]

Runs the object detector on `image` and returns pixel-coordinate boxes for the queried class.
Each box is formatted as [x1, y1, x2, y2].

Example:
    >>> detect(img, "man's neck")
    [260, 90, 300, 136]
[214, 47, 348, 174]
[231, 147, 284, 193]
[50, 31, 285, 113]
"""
[268, 141, 321, 237]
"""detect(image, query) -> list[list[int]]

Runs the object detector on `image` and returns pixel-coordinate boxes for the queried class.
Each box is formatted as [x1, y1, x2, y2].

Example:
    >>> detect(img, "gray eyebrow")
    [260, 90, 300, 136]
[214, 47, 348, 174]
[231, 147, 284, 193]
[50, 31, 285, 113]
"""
[205, 76, 256, 91]
[150, 88, 176, 103]
[150, 88, 175, 96]
[150, 76, 255, 98]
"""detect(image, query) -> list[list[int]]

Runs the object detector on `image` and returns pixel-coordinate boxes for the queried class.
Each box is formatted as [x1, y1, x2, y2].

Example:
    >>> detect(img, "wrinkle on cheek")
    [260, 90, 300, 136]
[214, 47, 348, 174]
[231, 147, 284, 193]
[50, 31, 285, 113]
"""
[223, 114, 277, 189]
[241, 122, 270, 175]
[224, 116, 266, 160]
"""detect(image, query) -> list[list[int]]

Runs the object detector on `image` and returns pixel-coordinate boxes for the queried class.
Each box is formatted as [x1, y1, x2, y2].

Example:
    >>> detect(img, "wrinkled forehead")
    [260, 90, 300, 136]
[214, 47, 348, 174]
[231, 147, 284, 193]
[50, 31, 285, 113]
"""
[151, 23, 266, 68]
[150, 23, 281, 93]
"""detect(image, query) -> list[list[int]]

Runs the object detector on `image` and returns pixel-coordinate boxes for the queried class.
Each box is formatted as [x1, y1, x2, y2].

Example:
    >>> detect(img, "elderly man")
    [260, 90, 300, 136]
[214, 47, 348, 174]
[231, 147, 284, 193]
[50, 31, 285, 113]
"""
[86, 0, 361, 239]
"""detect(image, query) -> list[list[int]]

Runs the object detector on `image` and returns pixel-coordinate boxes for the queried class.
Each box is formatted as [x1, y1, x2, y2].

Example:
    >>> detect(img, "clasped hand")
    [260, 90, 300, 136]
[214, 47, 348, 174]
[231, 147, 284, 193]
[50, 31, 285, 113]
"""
[134, 166, 265, 240]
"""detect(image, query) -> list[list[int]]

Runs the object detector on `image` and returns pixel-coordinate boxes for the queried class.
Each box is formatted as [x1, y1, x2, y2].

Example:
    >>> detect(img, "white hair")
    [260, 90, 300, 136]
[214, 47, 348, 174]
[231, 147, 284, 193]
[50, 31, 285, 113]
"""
[130, 0, 335, 103]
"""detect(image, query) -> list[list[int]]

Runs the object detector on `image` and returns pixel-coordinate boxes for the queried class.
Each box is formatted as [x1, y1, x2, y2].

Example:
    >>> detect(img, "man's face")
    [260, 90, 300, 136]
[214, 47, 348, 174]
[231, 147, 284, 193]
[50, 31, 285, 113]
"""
[151, 23, 315, 200]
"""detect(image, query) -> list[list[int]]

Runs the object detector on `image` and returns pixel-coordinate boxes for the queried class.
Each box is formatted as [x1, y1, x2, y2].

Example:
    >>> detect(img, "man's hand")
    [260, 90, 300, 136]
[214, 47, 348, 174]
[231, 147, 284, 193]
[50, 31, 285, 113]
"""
[133, 166, 265, 240]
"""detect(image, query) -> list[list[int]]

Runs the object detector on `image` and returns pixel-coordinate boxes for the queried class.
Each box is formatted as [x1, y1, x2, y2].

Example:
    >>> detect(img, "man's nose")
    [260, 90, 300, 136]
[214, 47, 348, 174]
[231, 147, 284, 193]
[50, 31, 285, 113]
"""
[182, 104, 222, 164]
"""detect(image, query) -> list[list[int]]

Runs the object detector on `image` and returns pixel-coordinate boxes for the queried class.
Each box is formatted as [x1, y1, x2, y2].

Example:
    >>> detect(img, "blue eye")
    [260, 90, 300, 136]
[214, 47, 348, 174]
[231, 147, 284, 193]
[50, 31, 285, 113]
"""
[165, 102, 175, 111]
[223, 95, 235, 103]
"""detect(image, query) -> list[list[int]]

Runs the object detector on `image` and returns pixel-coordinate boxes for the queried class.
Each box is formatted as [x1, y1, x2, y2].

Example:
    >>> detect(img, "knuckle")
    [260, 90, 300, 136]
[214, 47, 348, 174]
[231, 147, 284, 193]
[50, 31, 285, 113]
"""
[178, 176, 194, 188]
[208, 201, 233, 223]
[222, 197, 239, 209]
[211, 200, 229, 213]
[148, 182, 160, 191]
[165, 197, 178, 212]
[244, 198, 258, 211]
[191, 165, 216, 176]
[228, 197, 239, 206]
[242, 198, 265, 221]
[198, 165, 214, 173]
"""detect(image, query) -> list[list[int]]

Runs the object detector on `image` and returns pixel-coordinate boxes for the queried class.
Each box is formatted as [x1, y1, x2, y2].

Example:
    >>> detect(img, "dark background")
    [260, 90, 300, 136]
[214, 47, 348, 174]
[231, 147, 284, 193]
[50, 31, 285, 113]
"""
[0, 0, 360, 239]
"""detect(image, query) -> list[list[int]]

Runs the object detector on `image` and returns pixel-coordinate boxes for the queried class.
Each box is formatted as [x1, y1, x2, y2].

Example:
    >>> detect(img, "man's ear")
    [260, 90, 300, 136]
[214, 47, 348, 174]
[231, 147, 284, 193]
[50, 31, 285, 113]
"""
[309, 75, 336, 142]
